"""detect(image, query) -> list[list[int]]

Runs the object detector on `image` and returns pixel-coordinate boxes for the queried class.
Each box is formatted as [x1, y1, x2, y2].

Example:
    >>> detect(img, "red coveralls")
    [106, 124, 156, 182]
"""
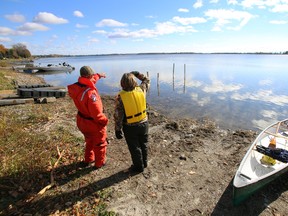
[67, 74, 108, 168]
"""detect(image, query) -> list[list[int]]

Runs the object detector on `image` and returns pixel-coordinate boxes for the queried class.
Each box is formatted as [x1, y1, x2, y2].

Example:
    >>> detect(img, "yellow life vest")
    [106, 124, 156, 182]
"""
[261, 155, 276, 166]
[119, 87, 147, 124]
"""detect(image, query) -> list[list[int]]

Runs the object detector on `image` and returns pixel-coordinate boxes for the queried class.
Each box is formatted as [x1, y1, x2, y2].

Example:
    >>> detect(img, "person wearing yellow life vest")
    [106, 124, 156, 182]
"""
[114, 71, 150, 173]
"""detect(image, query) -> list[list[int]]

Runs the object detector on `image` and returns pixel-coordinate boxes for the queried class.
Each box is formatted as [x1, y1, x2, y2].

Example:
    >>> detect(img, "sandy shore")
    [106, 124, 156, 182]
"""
[1, 67, 288, 215]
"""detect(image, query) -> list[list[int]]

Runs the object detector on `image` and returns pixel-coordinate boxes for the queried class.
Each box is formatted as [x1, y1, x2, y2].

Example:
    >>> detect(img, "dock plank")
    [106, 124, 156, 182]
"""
[0, 98, 35, 106]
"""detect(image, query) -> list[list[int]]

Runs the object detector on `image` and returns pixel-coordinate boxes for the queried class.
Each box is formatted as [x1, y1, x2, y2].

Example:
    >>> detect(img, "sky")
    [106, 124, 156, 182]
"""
[1, 0, 288, 55]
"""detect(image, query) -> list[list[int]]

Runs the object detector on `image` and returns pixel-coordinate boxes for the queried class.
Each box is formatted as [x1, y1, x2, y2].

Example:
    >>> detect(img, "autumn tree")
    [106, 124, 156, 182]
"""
[12, 43, 31, 58]
[0, 44, 7, 59]
[0, 43, 32, 59]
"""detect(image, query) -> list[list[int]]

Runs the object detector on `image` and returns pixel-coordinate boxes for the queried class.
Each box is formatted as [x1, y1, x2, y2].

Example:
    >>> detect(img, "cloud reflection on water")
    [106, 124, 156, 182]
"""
[231, 90, 288, 106]
[34, 54, 288, 131]
[202, 80, 242, 93]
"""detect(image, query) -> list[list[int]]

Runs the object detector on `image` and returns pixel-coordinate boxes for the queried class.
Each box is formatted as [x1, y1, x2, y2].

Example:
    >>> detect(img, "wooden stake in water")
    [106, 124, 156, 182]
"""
[173, 63, 175, 91]
[157, 73, 160, 96]
[184, 64, 186, 93]
[147, 71, 150, 95]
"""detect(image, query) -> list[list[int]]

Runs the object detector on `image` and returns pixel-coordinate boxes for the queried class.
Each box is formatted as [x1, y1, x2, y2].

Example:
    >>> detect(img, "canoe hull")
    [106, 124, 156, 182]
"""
[233, 165, 288, 205]
[233, 119, 288, 205]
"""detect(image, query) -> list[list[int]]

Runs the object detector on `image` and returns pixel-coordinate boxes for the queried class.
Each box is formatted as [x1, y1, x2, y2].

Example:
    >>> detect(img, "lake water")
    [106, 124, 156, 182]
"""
[33, 54, 288, 131]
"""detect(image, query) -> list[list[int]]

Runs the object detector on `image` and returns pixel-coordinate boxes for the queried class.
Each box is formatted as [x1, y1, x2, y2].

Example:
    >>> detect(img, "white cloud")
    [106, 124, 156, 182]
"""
[178, 8, 189, 13]
[104, 19, 198, 39]
[0, 37, 12, 42]
[33, 12, 68, 24]
[240, 0, 287, 10]
[89, 38, 100, 43]
[146, 15, 157, 19]
[193, 0, 203, 9]
[0, 23, 42, 36]
[133, 38, 144, 42]
[241, 0, 265, 8]
[76, 23, 89, 28]
[5, 13, 25, 22]
[0, 26, 33, 36]
[15, 31, 33, 36]
[93, 30, 107, 34]
[0, 27, 14, 35]
[155, 21, 197, 34]
[96, 19, 127, 27]
[211, 26, 222, 31]
[17, 22, 49, 31]
[108, 28, 157, 39]
[269, 20, 288, 24]
[172, 16, 207, 25]
[205, 9, 255, 31]
[227, 0, 238, 5]
[74, 10, 84, 18]
[271, 4, 288, 12]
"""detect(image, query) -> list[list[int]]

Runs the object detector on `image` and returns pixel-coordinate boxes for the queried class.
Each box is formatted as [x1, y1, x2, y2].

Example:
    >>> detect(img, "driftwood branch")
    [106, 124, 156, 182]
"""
[37, 146, 64, 195]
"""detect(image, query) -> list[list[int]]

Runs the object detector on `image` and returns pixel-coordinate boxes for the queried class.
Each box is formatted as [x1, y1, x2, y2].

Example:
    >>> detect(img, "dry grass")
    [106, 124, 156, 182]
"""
[0, 65, 116, 215]
[0, 98, 80, 176]
[0, 69, 16, 90]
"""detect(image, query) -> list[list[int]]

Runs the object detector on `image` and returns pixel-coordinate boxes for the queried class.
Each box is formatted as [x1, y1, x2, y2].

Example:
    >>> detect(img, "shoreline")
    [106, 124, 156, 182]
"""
[1, 65, 288, 215]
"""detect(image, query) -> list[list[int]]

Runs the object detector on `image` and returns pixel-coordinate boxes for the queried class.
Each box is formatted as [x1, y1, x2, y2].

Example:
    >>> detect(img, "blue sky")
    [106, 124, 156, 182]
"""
[1, 0, 288, 55]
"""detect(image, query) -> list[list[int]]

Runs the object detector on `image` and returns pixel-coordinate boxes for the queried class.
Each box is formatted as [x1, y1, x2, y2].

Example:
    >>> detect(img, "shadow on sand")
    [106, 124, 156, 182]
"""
[1, 161, 138, 215]
[211, 172, 288, 215]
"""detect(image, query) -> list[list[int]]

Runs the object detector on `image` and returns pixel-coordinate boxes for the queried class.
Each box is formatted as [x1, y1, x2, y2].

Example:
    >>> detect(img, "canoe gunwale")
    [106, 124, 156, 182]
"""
[233, 118, 288, 205]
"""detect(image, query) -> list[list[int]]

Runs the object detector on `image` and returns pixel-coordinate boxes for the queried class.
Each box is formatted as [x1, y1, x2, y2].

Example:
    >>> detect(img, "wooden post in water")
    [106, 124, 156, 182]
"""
[184, 64, 186, 93]
[147, 71, 150, 95]
[173, 63, 175, 91]
[157, 73, 160, 96]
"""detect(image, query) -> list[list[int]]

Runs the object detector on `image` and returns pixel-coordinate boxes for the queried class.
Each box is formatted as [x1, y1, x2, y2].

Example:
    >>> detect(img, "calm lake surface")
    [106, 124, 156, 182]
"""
[33, 54, 288, 131]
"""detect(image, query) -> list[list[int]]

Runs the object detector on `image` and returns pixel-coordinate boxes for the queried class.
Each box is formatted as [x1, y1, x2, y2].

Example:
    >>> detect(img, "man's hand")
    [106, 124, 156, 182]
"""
[115, 130, 123, 139]
[130, 71, 140, 77]
[98, 73, 106, 78]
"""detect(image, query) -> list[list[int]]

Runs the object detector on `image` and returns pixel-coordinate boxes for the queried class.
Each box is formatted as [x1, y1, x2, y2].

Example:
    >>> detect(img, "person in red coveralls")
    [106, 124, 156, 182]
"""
[67, 66, 108, 169]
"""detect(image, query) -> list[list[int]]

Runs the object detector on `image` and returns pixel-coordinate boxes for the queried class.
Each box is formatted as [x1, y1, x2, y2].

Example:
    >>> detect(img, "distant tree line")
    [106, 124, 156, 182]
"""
[0, 43, 31, 59]
[1, 43, 288, 58]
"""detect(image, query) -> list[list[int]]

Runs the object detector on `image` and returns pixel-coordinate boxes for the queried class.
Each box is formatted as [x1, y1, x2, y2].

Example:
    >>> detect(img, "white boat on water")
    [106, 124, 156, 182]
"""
[14, 62, 75, 73]
[233, 119, 288, 205]
[33, 62, 75, 73]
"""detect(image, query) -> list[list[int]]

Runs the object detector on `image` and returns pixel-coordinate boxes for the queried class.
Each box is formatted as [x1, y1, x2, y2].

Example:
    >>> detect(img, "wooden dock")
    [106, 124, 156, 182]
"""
[0, 85, 67, 106]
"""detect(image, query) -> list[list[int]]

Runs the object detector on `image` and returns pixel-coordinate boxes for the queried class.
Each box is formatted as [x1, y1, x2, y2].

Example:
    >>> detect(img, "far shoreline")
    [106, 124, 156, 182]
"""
[33, 51, 288, 58]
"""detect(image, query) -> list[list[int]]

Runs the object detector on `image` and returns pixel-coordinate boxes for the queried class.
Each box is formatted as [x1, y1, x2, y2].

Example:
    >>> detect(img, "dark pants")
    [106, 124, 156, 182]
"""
[123, 121, 148, 172]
